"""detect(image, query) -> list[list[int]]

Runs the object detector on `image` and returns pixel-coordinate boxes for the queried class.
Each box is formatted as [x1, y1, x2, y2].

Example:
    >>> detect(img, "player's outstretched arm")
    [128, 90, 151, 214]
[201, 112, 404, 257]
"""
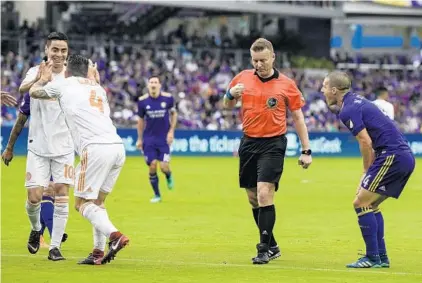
[1, 112, 28, 166]
[19, 67, 42, 94]
[29, 71, 53, 99]
[19, 75, 40, 95]
[355, 128, 375, 173]
[29, 61, 53, 100]
[29, 83, 51, 100]
[1, 91, 17, 106]
[19, 80, 37, 95]
[291, 109, 312, 169]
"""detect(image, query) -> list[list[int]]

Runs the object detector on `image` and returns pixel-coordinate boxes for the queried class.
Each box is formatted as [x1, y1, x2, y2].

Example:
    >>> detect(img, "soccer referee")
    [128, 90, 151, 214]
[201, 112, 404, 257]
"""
[224, 38, 312, 264]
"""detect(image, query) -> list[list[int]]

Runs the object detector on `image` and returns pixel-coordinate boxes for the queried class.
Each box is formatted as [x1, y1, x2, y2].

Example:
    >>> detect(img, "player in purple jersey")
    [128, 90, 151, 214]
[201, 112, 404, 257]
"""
[136, 77, 178, 203]
[2, 93, 67, 248]
[321, 71, 415, 269]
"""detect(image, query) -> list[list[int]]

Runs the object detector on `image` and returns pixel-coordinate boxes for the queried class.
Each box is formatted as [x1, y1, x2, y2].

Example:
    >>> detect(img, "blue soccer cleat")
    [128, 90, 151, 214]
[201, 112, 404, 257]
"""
[166, 175, 174, 190]
[380, 254, 390, 268]
[346, 255, 382, 268]
[150, 196, 162, 203]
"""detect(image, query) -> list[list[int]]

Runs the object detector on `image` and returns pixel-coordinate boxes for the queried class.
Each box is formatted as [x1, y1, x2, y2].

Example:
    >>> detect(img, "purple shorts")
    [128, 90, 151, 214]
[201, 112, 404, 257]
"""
[143, 143, 171, 165]
[361, 150, 415, 199]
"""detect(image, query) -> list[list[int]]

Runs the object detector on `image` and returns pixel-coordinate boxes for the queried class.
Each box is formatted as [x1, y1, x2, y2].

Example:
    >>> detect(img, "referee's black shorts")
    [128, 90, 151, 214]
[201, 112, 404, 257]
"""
[238, 134, 287, 191]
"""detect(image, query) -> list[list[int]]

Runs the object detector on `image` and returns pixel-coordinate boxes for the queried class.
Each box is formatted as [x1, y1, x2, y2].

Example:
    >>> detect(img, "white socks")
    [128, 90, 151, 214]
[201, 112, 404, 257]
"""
[93, 226, 107, 251]
[92, 207, 108, 251]
[80, 203, 117, 238]
[25, 200, 41, 231]
[50, 196, 69, 250]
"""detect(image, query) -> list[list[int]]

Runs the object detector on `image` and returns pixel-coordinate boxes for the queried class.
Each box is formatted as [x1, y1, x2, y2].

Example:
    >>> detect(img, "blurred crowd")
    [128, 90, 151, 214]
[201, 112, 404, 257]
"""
[1, 48, 421, 133]
[291, 68, 422, 133]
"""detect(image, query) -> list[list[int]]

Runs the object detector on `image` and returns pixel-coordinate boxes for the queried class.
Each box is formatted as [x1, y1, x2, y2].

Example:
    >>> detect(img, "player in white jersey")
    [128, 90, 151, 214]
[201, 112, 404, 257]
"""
[372, 87, 394, 120]
[29, 54, 129, 265]
[2, 32, 73, 261]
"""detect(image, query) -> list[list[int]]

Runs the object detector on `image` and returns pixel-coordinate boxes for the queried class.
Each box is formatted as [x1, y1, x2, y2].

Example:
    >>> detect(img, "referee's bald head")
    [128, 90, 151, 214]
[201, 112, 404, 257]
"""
[326, 71, 351, 91]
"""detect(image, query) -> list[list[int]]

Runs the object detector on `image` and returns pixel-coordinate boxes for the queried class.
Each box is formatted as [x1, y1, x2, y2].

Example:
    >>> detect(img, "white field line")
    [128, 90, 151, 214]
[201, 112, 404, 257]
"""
[1, 254, 422, 276]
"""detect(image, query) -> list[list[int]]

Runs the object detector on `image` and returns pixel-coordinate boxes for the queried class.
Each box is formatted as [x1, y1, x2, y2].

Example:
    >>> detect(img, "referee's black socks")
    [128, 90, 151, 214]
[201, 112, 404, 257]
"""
[255, 205, 276, 247]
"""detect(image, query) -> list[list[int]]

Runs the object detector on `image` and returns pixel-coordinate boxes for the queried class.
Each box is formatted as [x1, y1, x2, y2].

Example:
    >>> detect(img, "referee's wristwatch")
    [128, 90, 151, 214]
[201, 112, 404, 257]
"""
[301, 149, 312, 155]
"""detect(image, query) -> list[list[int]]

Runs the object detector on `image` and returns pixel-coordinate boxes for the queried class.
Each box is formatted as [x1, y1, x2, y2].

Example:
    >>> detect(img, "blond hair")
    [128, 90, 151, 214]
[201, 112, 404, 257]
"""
[326, 71, 352, 90]
[250, 38, 274, 53]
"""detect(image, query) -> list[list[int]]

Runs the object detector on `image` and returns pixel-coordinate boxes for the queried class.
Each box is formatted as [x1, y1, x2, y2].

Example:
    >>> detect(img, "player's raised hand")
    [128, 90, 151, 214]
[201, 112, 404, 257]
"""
[35, 65, 42, 81]
[39, 61, 53, 83]
[1, 91, 17, 107]
[167, 131, 174, 145]
[136, 139, 143, 151]
[229, 83, 245, 99]
[1, 148, 14, 166]
[88, 60, 100, 84]
[298, 154, 312, 169]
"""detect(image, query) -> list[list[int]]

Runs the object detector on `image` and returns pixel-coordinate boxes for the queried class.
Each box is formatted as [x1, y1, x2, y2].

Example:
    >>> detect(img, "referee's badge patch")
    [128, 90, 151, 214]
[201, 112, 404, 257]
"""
[267, 97, 278, 108]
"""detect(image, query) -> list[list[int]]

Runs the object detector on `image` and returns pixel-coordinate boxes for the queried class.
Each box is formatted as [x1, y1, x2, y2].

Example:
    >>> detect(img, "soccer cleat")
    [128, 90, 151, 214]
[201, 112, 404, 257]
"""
[150, 196, 162, 203]
[380, 254, 390, 268]
[346, 255, 381, 268]
[252, 243, 270, 265]
[101, 233, 129, 264]
[48, 247, 65, 261]
[78, 250, 104, 265]
[166, 175, 174, 190]
[27, 230, 41, 254]
[268, 245, 281, 261]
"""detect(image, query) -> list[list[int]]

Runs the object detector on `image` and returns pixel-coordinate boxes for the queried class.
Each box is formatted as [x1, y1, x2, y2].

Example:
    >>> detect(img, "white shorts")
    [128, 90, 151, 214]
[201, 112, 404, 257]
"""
[25, 151, 75, 188]
[74, 143, 125, 200]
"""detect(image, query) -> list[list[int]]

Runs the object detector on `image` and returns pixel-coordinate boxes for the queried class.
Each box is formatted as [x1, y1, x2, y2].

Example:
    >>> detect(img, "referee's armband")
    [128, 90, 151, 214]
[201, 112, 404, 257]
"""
[225, 89, 235, 100]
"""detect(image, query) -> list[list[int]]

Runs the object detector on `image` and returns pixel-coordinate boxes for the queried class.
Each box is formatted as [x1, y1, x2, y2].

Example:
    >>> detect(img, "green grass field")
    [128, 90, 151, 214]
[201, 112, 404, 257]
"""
[1, 156, 421, 283]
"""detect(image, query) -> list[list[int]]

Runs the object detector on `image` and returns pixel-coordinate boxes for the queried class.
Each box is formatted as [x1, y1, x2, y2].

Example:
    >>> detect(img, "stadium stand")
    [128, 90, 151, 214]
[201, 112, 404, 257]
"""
[2, 46, 420, 133]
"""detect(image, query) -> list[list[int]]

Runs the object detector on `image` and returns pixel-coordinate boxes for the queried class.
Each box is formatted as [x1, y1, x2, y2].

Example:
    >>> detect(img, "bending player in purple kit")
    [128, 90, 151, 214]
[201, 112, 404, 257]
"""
[136, 76, 178, 203]
[321, 71, 415, 268]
